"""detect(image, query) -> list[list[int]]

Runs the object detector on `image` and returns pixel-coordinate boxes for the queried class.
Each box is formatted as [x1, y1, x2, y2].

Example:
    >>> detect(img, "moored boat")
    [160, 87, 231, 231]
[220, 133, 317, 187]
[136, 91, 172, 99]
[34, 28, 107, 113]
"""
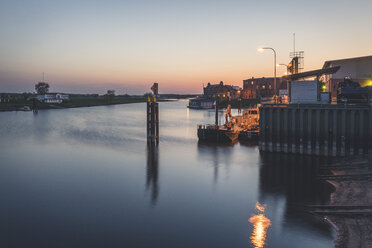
[238, 130, 259, 142]
[17, 106, 31, 111]
[235, 107, 259, 142]
[188, 97, 215, 109]
[197, 103, 260, 144]
[197, 124, 239, 143]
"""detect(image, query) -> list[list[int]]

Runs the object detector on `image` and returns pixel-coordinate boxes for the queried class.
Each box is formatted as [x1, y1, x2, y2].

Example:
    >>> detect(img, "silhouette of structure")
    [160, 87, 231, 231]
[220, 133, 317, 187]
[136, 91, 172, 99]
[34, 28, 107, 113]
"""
[147, 83, 159, 145]
[146, 146, 159, 205]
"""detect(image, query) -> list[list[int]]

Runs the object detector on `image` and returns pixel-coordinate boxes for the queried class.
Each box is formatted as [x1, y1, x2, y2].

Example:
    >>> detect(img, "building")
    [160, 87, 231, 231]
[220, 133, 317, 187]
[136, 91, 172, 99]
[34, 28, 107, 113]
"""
[107, 90, 115, 96]
[322, 55, 372, 98]
[242, 77, 287, 99]
[203, 81, 242, 99]
[0, 94, 11, 103]
[37, 93, 69, 103]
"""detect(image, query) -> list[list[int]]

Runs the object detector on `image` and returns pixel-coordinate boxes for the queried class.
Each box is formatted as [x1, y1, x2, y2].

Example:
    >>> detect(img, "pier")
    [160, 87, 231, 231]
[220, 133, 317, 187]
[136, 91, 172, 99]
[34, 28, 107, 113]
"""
[259, 104, 372, 156]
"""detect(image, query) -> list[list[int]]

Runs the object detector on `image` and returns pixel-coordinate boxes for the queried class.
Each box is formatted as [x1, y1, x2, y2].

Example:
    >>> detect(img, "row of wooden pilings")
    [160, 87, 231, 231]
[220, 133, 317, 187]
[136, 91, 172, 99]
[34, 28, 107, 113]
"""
[259, 104, 372, 156]
[147, 97, 159, 145]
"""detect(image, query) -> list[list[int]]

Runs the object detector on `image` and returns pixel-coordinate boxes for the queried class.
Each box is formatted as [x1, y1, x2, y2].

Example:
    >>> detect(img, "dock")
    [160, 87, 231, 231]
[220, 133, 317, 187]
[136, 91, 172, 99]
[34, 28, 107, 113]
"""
[259, 104, 372, 156]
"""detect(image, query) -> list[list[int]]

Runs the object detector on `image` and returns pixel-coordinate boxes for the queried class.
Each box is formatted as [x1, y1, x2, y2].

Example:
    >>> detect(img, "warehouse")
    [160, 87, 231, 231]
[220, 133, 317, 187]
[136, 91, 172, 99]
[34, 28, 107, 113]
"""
[322, 55, 372, 98]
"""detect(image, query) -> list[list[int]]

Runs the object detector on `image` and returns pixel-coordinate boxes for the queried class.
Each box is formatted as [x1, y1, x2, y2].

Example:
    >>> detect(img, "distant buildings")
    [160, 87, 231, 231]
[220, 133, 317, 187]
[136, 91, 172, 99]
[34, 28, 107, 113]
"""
[0, 93, 24, 102]
[203, 81, 242, 99]
[107, 90, 115, 96]
[322, 55, 372, 98]
[242, 77, 287, 99]
[0, 94, 11, 103]
[37, 93, 69, 103]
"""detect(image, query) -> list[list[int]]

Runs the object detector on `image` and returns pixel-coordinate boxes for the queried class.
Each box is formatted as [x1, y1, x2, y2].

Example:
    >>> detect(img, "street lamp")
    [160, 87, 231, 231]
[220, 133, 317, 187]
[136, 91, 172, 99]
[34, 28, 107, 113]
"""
[277, 63, 288, 75]
[258, 47, 277, 101]
[276, 63, 287, 67]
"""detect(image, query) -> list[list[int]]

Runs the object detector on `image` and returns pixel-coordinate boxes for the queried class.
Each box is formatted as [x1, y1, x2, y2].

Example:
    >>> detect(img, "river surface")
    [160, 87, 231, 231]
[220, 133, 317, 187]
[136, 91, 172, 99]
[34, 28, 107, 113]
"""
[0, 100, 335, 247]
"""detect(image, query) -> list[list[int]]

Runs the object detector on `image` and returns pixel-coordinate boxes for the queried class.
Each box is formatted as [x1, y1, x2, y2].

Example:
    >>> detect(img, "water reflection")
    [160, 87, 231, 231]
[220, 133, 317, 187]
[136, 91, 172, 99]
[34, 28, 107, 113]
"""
[249, 202, 271, 248]
[146, 145, 159, 206]
[196, 142, 235, 184]
[0, 102, 336, 248]
[259, 152, 332, 205]
[258, 152, 334, 241]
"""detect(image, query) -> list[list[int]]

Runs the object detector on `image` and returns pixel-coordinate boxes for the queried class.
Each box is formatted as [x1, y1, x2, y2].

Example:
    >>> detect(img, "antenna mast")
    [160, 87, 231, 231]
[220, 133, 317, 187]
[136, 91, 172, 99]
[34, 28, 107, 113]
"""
[289, 33, 304, 74]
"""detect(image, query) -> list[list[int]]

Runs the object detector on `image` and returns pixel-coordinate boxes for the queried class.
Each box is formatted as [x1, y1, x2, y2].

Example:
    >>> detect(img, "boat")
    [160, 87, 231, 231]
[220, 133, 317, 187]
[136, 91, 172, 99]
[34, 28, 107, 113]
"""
[197, 124, 239, 143]
[238, 130, 259, 142]
[234, 107, 260, 142]
[17, 106, 31, 111]
[188, 97, 215, 109]
[197, 105, 260, 143]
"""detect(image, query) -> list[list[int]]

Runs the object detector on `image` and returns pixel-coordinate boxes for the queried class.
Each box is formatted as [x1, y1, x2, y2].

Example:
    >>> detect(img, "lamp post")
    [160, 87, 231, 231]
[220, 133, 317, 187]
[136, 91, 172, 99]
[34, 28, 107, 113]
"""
[277, 63, 288, 75]
[258, 47, 277, 102]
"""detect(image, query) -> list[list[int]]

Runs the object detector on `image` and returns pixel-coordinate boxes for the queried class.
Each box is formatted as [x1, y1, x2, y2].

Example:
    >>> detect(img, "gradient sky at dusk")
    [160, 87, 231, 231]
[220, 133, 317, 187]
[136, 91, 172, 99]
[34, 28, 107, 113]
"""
[1, 0, 371, 94]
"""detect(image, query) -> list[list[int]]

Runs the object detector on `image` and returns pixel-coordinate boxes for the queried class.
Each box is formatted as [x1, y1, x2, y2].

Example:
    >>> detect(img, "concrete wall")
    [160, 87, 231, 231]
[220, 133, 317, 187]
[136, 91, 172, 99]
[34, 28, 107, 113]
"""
[259, 104, 372, 156]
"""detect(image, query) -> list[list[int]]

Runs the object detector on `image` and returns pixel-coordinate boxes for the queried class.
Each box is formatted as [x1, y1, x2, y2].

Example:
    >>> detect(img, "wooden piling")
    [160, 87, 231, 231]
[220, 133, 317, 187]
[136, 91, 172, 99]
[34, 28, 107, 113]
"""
[147, 97, 159, 145]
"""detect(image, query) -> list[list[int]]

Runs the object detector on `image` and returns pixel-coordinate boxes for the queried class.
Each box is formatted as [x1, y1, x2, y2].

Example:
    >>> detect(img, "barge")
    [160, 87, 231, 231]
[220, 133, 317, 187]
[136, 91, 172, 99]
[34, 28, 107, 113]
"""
[197, 105, 260, 143]
[198, 124, 239, 143]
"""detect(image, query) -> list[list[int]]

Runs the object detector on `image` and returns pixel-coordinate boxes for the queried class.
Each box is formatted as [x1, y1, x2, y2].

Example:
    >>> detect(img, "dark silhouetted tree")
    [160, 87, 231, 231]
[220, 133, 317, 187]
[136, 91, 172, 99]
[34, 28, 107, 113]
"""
[35, 82, 50, 94]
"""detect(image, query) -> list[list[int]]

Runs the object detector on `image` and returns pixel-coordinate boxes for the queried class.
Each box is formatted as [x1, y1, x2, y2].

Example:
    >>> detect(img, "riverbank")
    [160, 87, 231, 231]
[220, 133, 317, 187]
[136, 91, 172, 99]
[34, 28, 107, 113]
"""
[0, 96, 146, 111]
[0, 96, 181, 111]
[320, 156, 372, 247]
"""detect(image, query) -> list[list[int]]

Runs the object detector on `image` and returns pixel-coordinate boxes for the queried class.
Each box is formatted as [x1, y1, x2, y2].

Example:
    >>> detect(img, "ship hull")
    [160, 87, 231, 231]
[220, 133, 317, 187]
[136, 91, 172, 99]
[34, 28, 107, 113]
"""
[238, 130, 259, 142]
[197, 126, 238, 143]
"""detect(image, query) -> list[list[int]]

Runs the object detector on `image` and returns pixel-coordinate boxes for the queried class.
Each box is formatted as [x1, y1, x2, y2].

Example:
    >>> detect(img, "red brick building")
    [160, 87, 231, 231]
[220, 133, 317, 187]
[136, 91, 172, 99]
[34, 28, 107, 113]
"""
[242, 77, 287, 99]
[203, 81, 242, 99]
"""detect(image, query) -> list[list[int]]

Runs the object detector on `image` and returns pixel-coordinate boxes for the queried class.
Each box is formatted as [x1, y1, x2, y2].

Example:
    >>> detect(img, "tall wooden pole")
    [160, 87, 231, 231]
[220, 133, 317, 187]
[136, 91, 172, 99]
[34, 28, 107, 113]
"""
[147, 83, 159, 145]
[215, 98, 219, 127]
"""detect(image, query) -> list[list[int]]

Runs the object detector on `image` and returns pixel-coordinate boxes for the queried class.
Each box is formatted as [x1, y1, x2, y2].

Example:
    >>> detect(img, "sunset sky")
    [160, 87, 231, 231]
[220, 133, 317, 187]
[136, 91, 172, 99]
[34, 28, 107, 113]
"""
[1, 0, 371, 94]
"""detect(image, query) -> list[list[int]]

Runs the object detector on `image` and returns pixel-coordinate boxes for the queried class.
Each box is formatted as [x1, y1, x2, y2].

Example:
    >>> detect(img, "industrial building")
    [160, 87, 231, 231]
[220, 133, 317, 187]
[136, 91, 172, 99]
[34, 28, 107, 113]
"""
[322, 55, 372, 98]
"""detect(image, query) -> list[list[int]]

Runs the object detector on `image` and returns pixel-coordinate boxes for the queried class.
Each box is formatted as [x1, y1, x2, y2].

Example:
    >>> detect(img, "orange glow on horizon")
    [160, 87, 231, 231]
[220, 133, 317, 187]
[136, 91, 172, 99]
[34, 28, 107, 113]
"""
[249, 202, 271, 248]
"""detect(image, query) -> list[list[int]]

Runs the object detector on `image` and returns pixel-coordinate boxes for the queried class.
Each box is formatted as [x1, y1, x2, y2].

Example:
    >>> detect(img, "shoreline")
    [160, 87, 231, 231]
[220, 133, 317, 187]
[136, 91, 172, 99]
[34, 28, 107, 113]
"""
[0, 98, 179, 112]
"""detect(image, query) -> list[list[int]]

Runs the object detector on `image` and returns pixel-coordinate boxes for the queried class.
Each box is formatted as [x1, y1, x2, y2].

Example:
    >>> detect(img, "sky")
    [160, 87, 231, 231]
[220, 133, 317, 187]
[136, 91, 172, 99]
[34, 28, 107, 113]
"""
[1, 0, 372, 94]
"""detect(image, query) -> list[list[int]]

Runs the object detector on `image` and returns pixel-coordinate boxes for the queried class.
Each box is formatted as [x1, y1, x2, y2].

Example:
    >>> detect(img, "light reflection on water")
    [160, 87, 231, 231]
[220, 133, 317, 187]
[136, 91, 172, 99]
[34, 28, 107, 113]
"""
[249, 202, 271, 248]
[0, 101, 336, 248]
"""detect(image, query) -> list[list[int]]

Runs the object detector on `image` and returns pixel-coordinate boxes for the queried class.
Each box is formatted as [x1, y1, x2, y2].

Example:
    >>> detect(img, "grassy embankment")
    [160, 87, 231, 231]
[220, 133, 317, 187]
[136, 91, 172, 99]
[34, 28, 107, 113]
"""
[0, 96, 146, 111]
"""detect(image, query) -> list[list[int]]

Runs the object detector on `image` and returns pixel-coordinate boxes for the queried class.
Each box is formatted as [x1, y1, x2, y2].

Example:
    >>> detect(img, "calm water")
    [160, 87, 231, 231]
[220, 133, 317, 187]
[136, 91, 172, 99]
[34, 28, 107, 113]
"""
[0, 101, 335, 248]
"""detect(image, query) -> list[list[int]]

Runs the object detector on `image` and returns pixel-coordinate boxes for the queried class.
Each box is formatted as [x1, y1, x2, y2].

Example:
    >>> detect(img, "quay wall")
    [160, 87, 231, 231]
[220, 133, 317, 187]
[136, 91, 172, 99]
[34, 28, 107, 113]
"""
[259, 104, 372, 156]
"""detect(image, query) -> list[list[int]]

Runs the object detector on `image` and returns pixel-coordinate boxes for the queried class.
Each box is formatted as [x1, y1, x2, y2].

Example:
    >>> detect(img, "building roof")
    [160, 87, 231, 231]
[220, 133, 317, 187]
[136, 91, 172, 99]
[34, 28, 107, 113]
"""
[204, 84, 236, 91]
[283, 66, 340, 81]
[323, 55, 372, 68]
[243, 77, 283, 81]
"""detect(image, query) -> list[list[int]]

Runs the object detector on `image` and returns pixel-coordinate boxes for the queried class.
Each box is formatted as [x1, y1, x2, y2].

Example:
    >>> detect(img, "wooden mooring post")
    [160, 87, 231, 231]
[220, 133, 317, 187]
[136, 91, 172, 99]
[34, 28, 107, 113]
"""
[259, 104, 372, 156]
[32, 97, 38, 113]
[147, 83, 159, 145]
